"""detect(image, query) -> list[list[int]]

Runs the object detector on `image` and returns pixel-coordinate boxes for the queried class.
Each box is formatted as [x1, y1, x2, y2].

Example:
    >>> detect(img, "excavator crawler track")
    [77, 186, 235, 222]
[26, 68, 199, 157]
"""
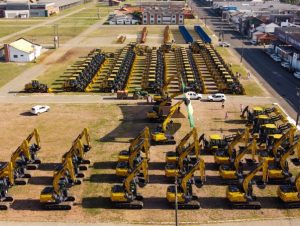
[231, 201, 261, 209]
[115, 200, 143, 209]
[43, 203, 72, 210]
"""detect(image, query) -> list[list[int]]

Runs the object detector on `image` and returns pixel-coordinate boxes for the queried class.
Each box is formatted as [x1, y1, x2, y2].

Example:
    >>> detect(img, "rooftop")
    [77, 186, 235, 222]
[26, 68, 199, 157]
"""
[9, 38, 40, 53]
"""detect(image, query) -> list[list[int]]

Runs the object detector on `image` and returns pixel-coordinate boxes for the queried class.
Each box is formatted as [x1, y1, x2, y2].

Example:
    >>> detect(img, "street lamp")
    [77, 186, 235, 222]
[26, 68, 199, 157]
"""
[296, 87, 300, 126]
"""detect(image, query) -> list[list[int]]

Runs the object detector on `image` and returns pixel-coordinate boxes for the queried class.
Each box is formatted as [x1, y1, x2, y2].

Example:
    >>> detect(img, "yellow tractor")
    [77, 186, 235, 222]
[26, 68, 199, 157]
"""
[111, 159, 149, 209]
[277, 172, 300, 208]
[219, 138, 257, 179]
[166, 158, 205, 209]
[214, 126, 250, 164]
[151, 100, 183, 145]
[24, 80, 52, 93]
[226, 160, 268, 209]
[40, 158, 80, 210]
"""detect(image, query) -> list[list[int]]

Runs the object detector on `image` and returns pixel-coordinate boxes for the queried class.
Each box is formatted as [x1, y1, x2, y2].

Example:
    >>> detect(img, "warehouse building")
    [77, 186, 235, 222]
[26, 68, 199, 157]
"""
[3, 38, 42, 62]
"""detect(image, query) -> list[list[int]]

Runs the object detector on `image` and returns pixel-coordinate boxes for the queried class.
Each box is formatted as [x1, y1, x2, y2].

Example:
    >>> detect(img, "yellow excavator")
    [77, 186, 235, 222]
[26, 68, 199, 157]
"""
[214, 126, 250, 164]
[153, 75, 178, 104]
[74, 128, 92, 163]
[226, 160, 268, 209]
[259, 125, 296, 163]
[24, 128, 41, 169]
[277, 172, 300, 208]
[240, 106, 264, 121]
[0, 162, 14, 210]
[151, 100, 183, 145]
[219, 138, 257, 179]
[147, 92, 181, 122]
[118, 127, 150, 162]
[111, 159, 149, 209]
[165, 129, 200, 178]
[166, 128, 198, 163]
[166, 158, 205, 209]
[40, 157, 80, 210]
[267, 140, 300, 181]
[200, 134, 228, 153]
[116, 137, 150, 177]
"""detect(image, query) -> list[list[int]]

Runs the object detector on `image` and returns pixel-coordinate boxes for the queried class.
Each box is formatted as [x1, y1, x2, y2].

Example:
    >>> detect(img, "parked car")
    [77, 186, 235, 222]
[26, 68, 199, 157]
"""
[294, 71, 300, 79]
[31, 105, 50, 115]
[185, 91, 202, 100]
[219, 41, 230, 47]
[281, 62, 292, 71]
[207, 93, 226, 102]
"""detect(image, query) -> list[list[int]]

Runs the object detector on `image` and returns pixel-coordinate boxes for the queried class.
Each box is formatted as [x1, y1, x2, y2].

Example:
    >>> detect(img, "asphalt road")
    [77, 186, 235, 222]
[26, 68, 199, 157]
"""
[191, 3, 300, 118]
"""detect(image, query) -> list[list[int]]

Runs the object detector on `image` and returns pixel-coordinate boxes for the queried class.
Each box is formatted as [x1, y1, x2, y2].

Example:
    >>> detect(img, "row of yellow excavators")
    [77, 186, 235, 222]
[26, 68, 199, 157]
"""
[0, 128, 91, 211]
[110, 90, 300, 209]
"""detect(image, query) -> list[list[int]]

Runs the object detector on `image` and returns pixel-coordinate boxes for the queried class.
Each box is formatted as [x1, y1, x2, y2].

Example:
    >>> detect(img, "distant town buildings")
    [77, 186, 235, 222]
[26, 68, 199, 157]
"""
[0, 0, 85, 18]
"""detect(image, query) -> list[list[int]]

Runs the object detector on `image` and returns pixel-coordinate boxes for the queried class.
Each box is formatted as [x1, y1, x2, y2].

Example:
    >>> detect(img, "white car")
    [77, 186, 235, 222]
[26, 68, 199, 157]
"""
[294, 71, 300, 79]
[31, 105, 50, 115]
[219, 41, 230, 47]
[272, 56, 281, 62]
[185, 91, 202, 100]
[207, 93, 226, 102]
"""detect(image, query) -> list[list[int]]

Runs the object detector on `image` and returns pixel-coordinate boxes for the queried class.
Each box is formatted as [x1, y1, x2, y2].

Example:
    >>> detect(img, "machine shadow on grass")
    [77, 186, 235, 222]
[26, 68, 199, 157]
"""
[20, 112, 36, 116]
[88, 173, 120, 184]
[92, 161, 116, 170]
[28, 176, 53, 185]
[99, 104, 183, 143]
[38, 162, 61, 171]
[11, 199, 43, 211]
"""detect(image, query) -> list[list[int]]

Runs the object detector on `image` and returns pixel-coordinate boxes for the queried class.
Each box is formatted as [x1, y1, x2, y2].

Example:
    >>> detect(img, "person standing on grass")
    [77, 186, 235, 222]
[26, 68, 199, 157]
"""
[225, 111, 228, 120]
[222, 99, 225, 109]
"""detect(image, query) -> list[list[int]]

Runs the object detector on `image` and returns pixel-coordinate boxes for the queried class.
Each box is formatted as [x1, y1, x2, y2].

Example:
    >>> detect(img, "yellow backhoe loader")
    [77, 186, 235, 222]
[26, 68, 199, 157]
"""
[111, 159, 149, 209]
[277, 172, 300, 208]
[226, 160, 268, 209]
[116, 137, 150, 177]
[267, 140, 300, 181]
[0, 162, 14, 210]
[151, 100, 183, 145]
[118, 127, 150, 162]
[214, 126, 250, 164]
[219, 138, 257, 179]
[166, 158, 205, 209]
[166, 128, 198, 163]
[40, 158, 80, 210]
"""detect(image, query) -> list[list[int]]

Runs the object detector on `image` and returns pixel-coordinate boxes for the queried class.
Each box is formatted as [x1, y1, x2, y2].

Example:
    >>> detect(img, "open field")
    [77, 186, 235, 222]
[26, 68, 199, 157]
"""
[0, 100, 299, 223]
[0, 63, 33, 88]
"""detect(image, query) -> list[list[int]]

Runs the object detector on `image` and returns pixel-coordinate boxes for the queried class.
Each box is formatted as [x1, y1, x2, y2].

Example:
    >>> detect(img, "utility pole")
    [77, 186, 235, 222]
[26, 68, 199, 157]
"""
[98, 8, 100, 19]
[175, 175, 178, 226]
[296, 88, 300, 126]
[53, 24, 59, 49]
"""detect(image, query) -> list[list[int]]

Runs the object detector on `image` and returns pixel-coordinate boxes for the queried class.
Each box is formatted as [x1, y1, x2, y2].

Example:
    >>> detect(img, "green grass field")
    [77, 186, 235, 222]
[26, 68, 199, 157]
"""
[0, 62, 33, 88]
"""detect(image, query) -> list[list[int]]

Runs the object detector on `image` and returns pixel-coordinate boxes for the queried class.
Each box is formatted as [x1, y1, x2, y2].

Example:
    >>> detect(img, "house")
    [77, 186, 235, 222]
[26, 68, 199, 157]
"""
[4, 38, 42, 62]
[109, 14, 140, 25]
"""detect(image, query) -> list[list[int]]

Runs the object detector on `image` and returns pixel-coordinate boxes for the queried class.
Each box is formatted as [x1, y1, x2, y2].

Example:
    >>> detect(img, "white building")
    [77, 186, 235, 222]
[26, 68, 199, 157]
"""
[109, 14, 140, 25]
[4, 38, 42, 62]
[256, 23, 279, 33]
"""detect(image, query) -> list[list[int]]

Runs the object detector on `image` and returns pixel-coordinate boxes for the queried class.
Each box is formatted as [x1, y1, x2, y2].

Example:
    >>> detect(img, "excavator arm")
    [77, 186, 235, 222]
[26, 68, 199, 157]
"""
[233, 138, 257, 170]
[181, 158, 205, 194]
[271, 127, 295, 157]
[295, 173, 300, 193]
[228, 126, 250, 158]
[124, 159, 149, 195]
[242, 160, 268, 194]
[76, 128, 91, 151]
[128, 127, 150, 153]
[279, 140, 300, 171]
[162, 100, 183, 132]
[176, 128, 198, 154]
[0, 162, 14, 186]
[26, 128, 41, 149]
[53, 158, 78, 195]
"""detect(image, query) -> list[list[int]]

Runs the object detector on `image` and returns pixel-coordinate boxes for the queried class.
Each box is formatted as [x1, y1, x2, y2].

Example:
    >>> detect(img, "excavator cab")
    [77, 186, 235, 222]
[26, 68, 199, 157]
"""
[277, 172, 300, 208]
[204, 134, 227, 153]
[258, 124, 282, 144]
